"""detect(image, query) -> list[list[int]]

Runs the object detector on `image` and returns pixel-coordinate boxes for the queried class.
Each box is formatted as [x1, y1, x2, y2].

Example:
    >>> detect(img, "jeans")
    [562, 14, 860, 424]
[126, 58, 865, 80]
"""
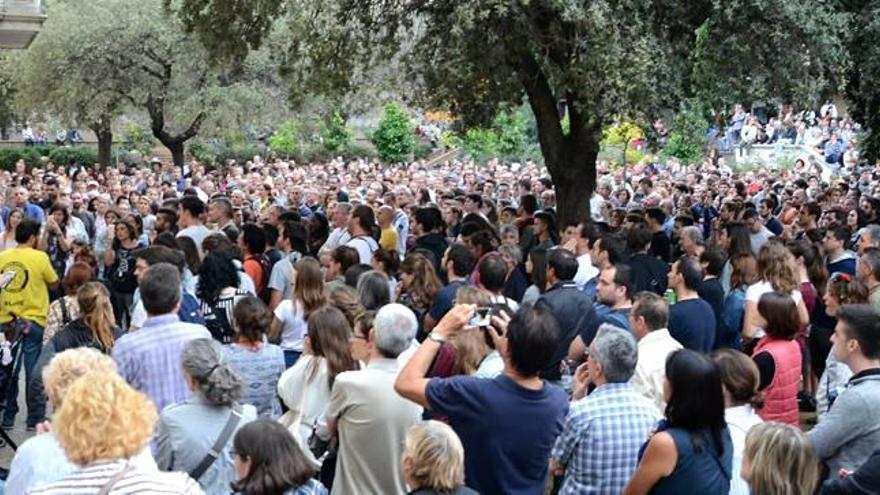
[1, 321, 43, 427]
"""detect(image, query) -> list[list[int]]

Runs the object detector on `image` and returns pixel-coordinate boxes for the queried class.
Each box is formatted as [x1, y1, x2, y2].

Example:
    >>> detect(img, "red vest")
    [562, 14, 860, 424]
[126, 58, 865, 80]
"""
[753, 337, 801, 425]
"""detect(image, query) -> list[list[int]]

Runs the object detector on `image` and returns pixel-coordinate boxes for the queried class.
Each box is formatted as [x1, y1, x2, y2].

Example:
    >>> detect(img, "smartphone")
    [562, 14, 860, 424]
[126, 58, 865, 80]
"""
[469, 307, 492, 328]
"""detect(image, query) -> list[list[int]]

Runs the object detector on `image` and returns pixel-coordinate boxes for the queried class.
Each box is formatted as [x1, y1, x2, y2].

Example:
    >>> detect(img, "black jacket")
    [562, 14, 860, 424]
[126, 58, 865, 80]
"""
[537, 280, 594, 381]
[414, 233, 449, 275]
[628, 253, 669, 295]
[821, 448, 880, 494]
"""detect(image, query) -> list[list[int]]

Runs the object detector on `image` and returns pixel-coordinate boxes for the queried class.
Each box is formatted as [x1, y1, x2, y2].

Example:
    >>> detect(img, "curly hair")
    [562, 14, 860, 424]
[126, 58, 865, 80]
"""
[232, 296, 272, 343]
[181, 338, 244, 406]
[196, 253, 240, 305]
[54, 372, 157, 466]
[42, 348, 116, 408]
[756, 240, 799, 294]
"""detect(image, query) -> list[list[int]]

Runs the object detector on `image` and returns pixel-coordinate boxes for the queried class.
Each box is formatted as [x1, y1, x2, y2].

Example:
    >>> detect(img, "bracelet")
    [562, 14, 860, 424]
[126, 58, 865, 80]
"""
[427, 331, 446, 344]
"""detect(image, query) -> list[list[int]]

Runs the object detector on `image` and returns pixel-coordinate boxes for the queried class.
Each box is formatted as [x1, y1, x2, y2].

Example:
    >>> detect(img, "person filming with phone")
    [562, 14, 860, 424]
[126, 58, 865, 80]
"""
[395, 303, 570, 494]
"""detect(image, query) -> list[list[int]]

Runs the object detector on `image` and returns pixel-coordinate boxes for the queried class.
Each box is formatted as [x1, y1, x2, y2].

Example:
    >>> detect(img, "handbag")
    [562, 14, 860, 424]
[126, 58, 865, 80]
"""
[189, 403, 244, 480]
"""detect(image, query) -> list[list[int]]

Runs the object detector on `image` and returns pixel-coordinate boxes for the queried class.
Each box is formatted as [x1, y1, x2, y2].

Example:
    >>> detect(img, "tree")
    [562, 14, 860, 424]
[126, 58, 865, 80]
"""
[371, 103, 415, 163]
[321, 111, 353, 154]
[169, 0, 846, 226]
[270, 120, 299, 158]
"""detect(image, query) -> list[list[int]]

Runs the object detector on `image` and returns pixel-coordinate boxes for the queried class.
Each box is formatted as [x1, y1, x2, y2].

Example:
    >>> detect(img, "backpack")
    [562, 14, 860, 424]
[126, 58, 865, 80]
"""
[178, 292, 205, 326]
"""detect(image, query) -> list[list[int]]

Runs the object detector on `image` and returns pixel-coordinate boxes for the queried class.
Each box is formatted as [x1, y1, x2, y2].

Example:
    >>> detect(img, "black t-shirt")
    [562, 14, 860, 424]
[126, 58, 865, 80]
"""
[668, 298, 717, 352]
[698, 277, 725, 330]
[628, 253, 669, 295]
[650, 231, 672, 263]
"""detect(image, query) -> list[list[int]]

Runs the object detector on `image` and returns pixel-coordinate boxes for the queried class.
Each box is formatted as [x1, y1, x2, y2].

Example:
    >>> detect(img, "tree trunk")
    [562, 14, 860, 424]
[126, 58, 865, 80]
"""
[97, 128, 113, 168]
[165, 140, 185, 172]
[546, 137, 599, 227]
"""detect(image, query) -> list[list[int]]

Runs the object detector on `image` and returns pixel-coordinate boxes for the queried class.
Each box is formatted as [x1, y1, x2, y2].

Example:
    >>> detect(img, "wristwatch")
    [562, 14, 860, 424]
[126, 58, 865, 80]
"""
[427, 331, 446, 344]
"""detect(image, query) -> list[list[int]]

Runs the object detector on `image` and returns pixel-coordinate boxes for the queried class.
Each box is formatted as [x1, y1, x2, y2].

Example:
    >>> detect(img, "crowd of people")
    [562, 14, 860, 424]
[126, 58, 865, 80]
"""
[0, 105, 876, 494]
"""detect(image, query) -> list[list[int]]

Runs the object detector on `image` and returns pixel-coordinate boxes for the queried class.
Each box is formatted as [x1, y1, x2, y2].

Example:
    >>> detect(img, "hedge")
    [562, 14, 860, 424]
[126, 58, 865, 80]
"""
[0, 145, 100, 170]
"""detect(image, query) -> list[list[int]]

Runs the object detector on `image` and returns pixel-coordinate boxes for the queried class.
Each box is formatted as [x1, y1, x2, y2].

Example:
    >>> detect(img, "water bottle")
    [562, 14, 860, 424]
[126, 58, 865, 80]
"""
[664, 288, 677, 305]
[560, 359, 573, 394]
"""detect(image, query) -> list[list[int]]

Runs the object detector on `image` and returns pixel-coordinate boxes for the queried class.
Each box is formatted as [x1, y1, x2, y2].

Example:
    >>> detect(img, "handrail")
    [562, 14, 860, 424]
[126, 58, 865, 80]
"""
[0, 0, 45, 16]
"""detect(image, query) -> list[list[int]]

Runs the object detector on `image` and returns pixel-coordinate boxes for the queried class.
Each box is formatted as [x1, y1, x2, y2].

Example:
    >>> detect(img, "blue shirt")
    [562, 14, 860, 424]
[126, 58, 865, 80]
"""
[426, 374, 569, 495]
[428, 279, 469, 322]
[640, 424, 733, 495]
[551, 382, 660, 494]
[2, 202, 44, 224]
[668, 298, 717, 352]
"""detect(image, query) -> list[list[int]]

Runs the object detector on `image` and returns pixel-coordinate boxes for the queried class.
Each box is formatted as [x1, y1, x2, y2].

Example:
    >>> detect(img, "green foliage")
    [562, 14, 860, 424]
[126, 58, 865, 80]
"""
[270, 120, 299, 158]
[48, 147, 99, 167]
[0, 145, 100, 170]
[122, 122, 156, 157]
[320, 112, 352, 154]
[188, 139, 217, 164]
[371, 103, 415, 163]
[601, 120, 644, 147]
[456, 107, 534, 162]
[663, 101, 710, 165]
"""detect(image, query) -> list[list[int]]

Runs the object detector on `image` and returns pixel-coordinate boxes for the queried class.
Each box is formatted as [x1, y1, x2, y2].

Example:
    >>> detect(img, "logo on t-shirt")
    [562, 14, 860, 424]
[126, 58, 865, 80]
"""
[0, 262, 29, 293]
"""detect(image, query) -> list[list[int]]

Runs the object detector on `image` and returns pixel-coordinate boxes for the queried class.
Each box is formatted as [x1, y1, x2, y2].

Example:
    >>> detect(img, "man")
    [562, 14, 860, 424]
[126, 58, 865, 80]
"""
[796, 200, 821, 238]
[412, 206, 450, 275]
[345, 204, 379, 264]
[2, 186, 44, 223]
[69, 191, 95, 241]
[743, 209, 775, 255]
[629, 292, 683, 413]
[267, 220, 307, 310]
[478, 254, 519, 312]
[515, 194, 538, 254]
[808, 305, 880, 480]
[824, 225, 858, 276]
[667, 256, 717, 352]
[569, 264, 634, 361]
[759, 198, 783, 236]
[698, 247, 726, 332]
[207, 197, 239, 242]
[538, 249, 593, 381]
[395, 304, 569, 494]
[626, 224, 669, 295]
[377, 205, 399, 253]
[572, 222, 599, 291]
[326, 304, 422, 495]
[463, 193, 483, 217]
[858, 247, 880, 311]
[153, 207, 178, 239]
[583, 234, 627, 301]
[678, 225, 705, 258]
[176, 196, 211, 258]
[424, 244, 475, 333]
[128, 246, 205, 331]
[646, 207, 671, 262]
[385, 190, 409, 258]
[319, 202, 352, 257]
[857, 224, 880, 254]
[0, 219, 59, 429]
[551, 325, 660, 494]
[112, 263, 211, 413]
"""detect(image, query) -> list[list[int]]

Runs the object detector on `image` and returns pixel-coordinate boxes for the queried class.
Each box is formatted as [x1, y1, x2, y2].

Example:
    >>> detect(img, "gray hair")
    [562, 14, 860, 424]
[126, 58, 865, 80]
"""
[357, 270, 391, 310]
[499, 224, 519, 238]
[336, 202, 353, 215]
[863, 224, 880, 246]
[140, 262, 181, 315]
[497, 244, 522, 265]
[592, 324, 638, 383]
[181, 338, 243, 406]
[374, 303, 417, 358]
[681, 226, 705, 247]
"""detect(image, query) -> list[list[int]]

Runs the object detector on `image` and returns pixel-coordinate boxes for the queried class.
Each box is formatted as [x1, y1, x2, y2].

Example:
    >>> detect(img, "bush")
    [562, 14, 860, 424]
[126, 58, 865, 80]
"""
[270, 120, 299, 158]
[371, 102, 415, 163]
[188, 139, 217, 164]
[321, 112, 352, 154]
[48, 146, 98, 167]
[663, 100, 710, 165]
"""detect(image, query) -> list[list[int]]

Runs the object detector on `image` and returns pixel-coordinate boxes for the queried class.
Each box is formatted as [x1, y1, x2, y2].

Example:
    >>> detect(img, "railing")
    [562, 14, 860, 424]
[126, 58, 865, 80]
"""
[0, 0, 46, 49]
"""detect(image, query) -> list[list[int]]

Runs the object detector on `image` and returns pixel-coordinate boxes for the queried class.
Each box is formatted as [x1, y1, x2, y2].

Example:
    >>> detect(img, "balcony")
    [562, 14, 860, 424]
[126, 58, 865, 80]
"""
[0, 0, 45, 49]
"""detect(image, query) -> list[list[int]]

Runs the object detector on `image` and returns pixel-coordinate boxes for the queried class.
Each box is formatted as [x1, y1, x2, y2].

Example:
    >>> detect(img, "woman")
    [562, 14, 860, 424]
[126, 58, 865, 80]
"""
[357, 270, 391, 310]
[43, 262, 92, 345]
[742, 240, 809, 344]
[277, 306, 360, 468]
[103, 218, 143, 329]
[225, 296, 285, 418]
[751, 291, 802, 425]
[712, 349, 764, 495]
[308, 212, 330, 255]
[742, 422, 819, 495]
[32, 371, 203, 494]
[719, 223, 752, 293]
[788, 239, 826, 401]
[402, 421, 478, 495]
[155, 338, 257, 494]
[0, 208, 22, 250]
[719, 254, 758, 350]
[816, 274, 869, 421]
[371, 248, 399, 300]
[397, 253, 441, 340]
[625, 349, 732, 495]
[328, 284, 365, 330]
[41, 203, 74, 288]
[231, 419, 328, 495]
[272, 257, 326, 368]
[197, 253, 250, 344]
[521, 247, 549, 305]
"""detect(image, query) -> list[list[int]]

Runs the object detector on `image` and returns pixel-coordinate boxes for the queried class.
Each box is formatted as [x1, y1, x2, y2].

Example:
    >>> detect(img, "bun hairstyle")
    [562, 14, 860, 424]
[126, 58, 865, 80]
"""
[711, 349, 764, 411]
[181, 338, 243, 406]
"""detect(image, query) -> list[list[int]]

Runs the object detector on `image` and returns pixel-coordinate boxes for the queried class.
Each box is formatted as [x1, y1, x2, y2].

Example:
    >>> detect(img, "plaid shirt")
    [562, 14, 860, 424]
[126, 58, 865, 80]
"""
[552, 382, 661, 495]
[112, 314, 211, 413]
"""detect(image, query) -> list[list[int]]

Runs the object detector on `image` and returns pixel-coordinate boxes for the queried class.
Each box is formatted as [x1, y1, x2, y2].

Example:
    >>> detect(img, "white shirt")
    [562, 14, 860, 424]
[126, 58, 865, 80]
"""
[277, 355, 332, 469]
[745, 280, 803, 305]
[725, 405, 763, 495]
[273, 299, 307, 351]
[630, 329, 683, 414]
[345, 235, 379, 265]
[473, 351, 504, 379]
[573, 253, 599, 291]
[177, 224, 211, 259]
[320, 227, 351, 255]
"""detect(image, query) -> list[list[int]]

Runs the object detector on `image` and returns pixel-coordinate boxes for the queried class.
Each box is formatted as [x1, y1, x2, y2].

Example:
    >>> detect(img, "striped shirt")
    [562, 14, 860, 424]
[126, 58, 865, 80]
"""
[112, 314, 211, 413]
[27, 459, 204, 494]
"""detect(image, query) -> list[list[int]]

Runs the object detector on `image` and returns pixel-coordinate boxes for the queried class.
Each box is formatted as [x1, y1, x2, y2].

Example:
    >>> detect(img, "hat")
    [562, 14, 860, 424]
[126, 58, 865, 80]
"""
[150, 157, 162, 164]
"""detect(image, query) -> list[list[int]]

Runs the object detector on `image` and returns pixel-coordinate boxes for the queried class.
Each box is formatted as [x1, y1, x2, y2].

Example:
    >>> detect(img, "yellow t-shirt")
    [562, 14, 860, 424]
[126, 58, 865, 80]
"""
[379, 227, 399, 253]
[0, 247, 58, 327]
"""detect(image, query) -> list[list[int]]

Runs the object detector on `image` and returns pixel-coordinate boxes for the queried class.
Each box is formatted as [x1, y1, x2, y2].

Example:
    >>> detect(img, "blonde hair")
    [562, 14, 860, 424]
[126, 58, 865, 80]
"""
[757, 241, 799, 294]
[53, 372, 157, 466]
[451, 287, 492, 375]
[77, 282, 117, 351]
[42, 348, 116, 408]
[744, 422, 819, 495]
[294, 257, 326, 319]
[404, 421, 466, 491]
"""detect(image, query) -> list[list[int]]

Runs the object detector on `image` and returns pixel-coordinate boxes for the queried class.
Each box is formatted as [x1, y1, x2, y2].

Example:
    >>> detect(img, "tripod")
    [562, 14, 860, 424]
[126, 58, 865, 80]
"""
[0, 335, 25, 452]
